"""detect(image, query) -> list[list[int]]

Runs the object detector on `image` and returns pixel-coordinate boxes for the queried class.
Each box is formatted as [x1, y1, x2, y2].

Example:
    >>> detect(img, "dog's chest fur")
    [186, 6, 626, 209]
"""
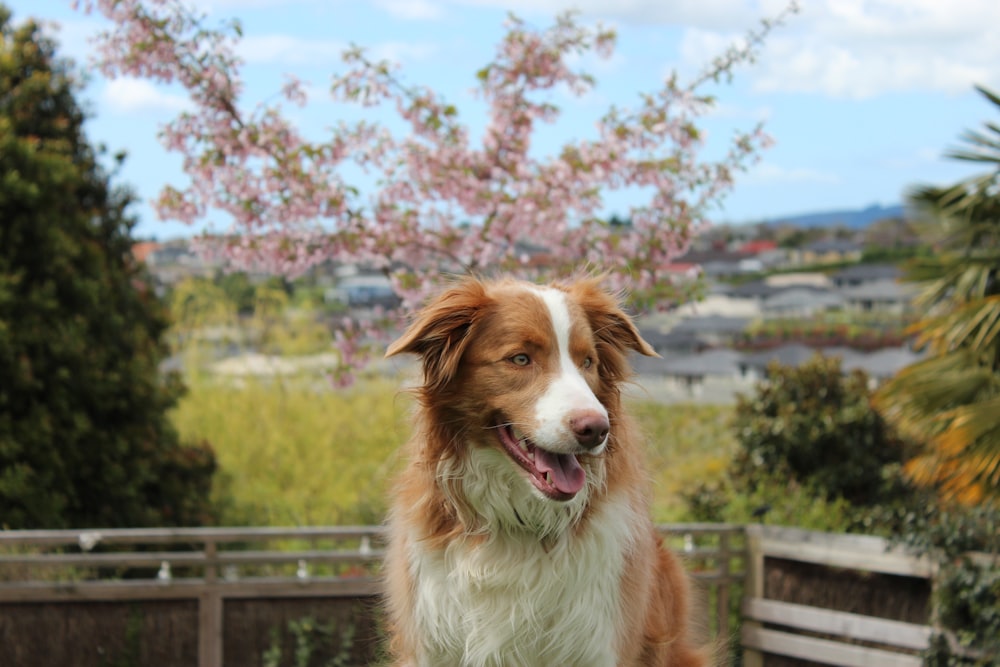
[406, 495, 641, 667]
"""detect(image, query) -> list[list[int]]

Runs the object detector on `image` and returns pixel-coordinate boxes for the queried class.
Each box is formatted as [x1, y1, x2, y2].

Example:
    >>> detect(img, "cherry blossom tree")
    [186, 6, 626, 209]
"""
[75, 0, 797, 382]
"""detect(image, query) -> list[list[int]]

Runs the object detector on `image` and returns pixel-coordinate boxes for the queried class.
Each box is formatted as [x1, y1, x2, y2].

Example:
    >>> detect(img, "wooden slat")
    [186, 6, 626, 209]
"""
[0, 525, 386, 547]
[214, 548, 385, 566]
[0, 551, 208, 568]
[743, 598, 932, 650]
[657, 522, 745, 535]
[748, 525, 935, 577]
[741, 626, 923, 667]
[0, 576, 382, 603]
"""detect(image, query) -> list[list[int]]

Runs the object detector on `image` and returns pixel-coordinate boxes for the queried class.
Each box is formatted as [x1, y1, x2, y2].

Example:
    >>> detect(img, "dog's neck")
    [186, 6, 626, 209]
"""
[436, 446, 606, 543]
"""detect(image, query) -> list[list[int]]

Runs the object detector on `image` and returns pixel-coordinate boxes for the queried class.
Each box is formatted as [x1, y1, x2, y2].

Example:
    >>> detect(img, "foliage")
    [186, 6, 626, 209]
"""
[262, 616, 356, 667]
[168, 275, 333, 360]
[729, 355, 915, 506]
[75, 0, 797, 379]
[0, 7, 216, 529]
[874, 86, 1000, 503]
[739, 315, 912, 352]
[629, 401, 737, 521]
[169, 369, 735, 526]
[682, 472, 858, 532]
[171, 375, 407, 526]
[893, 504, 1000, 665]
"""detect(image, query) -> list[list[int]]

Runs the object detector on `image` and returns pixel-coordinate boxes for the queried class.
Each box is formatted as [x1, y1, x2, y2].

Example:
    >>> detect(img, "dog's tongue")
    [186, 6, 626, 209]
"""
[533, 449, 586, 495]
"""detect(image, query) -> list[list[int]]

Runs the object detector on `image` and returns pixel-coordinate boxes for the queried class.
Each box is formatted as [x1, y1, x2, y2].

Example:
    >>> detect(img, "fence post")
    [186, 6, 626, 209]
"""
[199, 539, 223, 667]
[716, 531, 730, 639]
[742, 525, 764, 667]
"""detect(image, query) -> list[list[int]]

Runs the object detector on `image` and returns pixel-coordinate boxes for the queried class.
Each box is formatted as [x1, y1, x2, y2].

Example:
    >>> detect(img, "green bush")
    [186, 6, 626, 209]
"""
[0, 8, 216, 529]
[730, 355, 913, 507]
[896, 504, 1000, 665]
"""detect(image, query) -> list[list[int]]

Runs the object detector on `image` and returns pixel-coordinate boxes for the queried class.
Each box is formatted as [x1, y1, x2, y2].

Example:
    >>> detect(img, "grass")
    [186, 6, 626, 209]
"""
[172, 373, 411, 526]
[629, 400, 737, 521]
[171, 372, 737, 527]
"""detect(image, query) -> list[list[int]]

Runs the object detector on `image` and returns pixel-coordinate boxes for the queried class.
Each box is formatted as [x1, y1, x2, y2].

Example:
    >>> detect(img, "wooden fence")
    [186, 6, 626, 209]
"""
[0, 523, 743, 667]
[0, 523, 991, 666]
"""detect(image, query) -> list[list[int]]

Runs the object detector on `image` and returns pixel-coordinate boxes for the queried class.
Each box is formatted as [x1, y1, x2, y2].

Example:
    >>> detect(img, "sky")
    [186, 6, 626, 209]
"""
[8, 0, 1000, 240]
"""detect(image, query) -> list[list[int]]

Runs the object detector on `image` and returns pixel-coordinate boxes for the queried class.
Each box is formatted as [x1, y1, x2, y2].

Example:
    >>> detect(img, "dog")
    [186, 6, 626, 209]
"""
[383, 276, 708, 667]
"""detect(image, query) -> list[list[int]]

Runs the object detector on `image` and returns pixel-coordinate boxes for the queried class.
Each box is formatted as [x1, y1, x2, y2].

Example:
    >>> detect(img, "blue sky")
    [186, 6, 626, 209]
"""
[10, 0, 1000, 240]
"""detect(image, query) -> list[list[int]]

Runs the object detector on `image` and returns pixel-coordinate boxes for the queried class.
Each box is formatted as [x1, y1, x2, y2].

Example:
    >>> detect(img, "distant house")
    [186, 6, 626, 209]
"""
[674, 292, 762, 318]
[762, 288, 844, 318]
[716, 280, 781, 301]
[132, 241, 160, 264]
[737, 239, 778, 255]
[671, 315, 752, 347]
[839, 279, 916, 315]
[675, 250, 761, 279]
[636, 328, 702, 357]
[797, 239, 864, 265]
[737, 343, 921, 386]
[328, 274, 400, 309]
[142, 239, 222, 288]
[830, 263, 902, 288]
[739, 344, 821, 380]
[842, 346, 924, 388]
[764, 272, 832, 289]
[661, 349, 747, 395]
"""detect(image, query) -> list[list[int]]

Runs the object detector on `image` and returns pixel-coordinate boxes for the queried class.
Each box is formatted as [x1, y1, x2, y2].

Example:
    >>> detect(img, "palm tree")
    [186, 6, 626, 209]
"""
[874, 86, 1000, 504]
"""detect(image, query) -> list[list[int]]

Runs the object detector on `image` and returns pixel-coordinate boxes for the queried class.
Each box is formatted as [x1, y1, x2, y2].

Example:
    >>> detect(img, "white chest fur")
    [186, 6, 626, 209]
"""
[406, 496, 641, 667]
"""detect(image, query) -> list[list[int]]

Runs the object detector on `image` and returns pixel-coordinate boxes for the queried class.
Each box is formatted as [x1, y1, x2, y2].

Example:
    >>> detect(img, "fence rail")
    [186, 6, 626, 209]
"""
[0, 523, 743, 667]
[1, 523, 992, 666]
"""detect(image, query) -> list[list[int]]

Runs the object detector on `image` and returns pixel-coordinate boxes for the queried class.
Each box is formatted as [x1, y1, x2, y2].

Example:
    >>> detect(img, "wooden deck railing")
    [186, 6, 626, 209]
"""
[0, 524, 743, 667]
[1, 523, 992, 666]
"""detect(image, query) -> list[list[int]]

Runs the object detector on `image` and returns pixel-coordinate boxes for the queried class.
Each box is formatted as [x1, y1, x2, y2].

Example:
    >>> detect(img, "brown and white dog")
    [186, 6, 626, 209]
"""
[384, 276, 708, 667]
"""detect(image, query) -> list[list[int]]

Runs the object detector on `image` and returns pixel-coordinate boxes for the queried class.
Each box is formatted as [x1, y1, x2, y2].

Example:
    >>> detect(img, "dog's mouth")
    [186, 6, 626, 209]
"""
[496, 423, 586, 501]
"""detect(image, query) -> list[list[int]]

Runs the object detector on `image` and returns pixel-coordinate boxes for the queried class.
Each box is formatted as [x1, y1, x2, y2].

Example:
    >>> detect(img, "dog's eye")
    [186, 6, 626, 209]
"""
[582, 357, 594, 369]
[510, 353, 531, 366]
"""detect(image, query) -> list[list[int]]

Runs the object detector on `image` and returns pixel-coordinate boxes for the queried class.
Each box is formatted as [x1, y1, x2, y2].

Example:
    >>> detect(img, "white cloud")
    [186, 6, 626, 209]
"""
[452, 0, 766, 31]
[546, 0, 1000, 99]
[370, 41, 439, 63]
[102, 78, 190, 114]
[237, 35, 348, 66]
[236, 34, 436, 66]
[745, 162, 841, 185]
[877, 147, 946, 170]
[680, 0, 1000, 99]
[374, 0, 446, 20]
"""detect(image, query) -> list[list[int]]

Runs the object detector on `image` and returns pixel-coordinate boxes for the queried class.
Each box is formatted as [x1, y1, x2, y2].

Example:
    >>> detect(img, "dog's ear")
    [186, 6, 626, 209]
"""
[567, 276, 658, 382]
[386, 278, 490, 393]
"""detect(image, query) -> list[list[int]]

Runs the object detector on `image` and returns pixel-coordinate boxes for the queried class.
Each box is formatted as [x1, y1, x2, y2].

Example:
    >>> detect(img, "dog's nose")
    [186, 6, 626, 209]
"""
[570, 411, 610, 450]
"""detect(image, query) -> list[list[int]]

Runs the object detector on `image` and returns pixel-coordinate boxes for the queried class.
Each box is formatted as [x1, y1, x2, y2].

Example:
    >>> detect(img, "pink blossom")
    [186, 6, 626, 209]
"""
[79, 1, 798, 384]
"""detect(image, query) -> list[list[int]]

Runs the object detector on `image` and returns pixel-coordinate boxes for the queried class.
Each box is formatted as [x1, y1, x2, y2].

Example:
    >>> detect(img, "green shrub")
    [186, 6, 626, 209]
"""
[730, 355, 913, 507]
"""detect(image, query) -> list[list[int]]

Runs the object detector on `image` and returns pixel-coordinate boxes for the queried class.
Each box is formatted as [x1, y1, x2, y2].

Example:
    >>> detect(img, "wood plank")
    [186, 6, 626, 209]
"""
[746, 525, 934, 578]
[742, 521, 766, 667]
[198, 591, 223, 667]
[743, 598, 932, 650]
[0, 551, 208, 568]
[214, 549, 385, 565]
[741, 626, 923, 667]
[0, 577, 382, 603]
[0, 525, 386, 547]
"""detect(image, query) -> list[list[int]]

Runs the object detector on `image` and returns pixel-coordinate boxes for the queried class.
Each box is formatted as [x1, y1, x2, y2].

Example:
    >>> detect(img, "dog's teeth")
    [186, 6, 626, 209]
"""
[545, 472, 552, 485]
[518, 439, 528, 452]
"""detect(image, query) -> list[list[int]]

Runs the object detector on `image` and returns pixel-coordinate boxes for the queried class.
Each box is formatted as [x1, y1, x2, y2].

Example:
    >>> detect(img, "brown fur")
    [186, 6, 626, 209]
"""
[384, 276, 709, 666]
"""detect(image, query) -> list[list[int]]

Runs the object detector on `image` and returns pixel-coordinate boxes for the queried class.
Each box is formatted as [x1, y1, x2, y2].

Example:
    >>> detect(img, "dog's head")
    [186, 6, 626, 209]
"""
[387, 276, 657, 531]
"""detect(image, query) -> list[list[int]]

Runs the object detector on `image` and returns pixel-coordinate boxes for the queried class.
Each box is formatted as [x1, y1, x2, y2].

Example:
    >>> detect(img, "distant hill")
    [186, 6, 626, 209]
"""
[762, 203, 905, 229]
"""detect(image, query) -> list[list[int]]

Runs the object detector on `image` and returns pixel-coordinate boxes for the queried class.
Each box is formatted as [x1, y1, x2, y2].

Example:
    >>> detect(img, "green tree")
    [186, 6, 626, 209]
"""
[874, 86, 1000, 504]
[731, 355, 913, 507]
[0, 7, 216, 528]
